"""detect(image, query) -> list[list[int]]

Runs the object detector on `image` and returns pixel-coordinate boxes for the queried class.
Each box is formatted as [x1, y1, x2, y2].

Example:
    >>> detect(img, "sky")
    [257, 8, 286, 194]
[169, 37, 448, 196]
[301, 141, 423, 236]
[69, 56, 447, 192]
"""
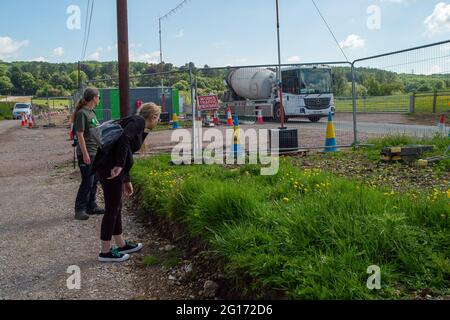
[0, 0, 449, 68]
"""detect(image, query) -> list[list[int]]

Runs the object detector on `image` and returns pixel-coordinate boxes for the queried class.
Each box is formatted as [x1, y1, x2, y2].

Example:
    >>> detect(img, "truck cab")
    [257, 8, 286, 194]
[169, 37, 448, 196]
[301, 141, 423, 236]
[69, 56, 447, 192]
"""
[281, 65, 335, 122]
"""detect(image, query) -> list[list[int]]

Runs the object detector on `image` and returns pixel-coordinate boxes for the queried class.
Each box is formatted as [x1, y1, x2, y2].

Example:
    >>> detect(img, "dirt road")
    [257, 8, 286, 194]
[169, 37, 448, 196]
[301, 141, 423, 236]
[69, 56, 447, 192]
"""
[0, 120, 196, 300]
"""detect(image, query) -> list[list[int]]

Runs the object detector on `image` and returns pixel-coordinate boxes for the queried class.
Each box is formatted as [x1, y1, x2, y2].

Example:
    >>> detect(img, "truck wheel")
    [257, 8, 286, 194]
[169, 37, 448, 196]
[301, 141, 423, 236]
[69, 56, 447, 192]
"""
[308, 116, 321, 123]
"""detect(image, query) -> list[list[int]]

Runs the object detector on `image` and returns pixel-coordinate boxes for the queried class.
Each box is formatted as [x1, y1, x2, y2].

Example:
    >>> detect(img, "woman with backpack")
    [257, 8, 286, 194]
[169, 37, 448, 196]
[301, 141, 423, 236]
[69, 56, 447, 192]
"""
[92, 103, 161, 262]
[70, 88, 105, 221]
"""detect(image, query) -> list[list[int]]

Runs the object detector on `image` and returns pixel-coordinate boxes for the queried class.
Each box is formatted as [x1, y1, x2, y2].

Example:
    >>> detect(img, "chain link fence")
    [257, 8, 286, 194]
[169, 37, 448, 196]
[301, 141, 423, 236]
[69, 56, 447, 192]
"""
[73, 39, 450, 151]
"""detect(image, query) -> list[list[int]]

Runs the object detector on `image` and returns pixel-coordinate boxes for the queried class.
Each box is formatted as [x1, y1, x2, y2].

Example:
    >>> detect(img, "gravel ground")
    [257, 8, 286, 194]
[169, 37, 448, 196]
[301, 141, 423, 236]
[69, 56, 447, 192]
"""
[0, 120, 198, 300]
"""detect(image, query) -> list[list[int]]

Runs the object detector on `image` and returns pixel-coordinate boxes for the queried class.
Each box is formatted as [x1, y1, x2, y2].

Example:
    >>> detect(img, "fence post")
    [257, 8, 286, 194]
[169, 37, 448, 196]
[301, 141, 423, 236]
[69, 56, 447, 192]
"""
[351, 63, 358, 146]
[363, 96, 366, 113]
[432, 90, 437, 114]
[189, 63, 197, 160]
[409, 92, 415, 113]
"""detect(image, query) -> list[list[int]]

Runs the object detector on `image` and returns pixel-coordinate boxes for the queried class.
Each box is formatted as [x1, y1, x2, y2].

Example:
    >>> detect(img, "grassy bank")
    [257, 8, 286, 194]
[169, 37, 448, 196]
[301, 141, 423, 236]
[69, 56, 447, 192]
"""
[131, 153, 449, 299]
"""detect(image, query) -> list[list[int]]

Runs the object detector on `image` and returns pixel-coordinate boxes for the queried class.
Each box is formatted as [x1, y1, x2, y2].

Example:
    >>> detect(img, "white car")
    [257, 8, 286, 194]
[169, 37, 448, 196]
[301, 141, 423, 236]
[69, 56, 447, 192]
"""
[12, 103, 32, 120]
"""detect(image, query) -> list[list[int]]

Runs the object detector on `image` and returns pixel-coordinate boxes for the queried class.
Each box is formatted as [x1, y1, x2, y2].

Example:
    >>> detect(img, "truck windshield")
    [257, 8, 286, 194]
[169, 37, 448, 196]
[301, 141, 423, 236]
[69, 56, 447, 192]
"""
[299, 69, 332, 94]
[282, 68, 332, 95]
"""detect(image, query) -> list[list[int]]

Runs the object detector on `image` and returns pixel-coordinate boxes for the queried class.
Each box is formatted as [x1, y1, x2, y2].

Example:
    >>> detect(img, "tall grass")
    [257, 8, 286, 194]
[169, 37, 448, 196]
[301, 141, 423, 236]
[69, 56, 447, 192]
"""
[131, 155, 450, 299]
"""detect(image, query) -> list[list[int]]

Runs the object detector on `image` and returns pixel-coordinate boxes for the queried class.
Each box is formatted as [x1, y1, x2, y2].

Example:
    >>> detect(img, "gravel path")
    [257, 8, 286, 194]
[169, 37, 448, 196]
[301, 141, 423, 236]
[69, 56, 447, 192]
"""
[0, 120, 197, 300]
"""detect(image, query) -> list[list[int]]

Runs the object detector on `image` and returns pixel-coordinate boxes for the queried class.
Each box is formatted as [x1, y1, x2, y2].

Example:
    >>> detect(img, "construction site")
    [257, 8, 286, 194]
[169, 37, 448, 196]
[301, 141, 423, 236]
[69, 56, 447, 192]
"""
[0, 0, 449, 311]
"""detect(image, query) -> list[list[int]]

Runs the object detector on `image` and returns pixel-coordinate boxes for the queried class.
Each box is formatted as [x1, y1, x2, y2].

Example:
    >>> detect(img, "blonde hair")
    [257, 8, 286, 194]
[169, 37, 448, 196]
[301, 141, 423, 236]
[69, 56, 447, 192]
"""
[138, 102, 161, 158]
[138, 102, 161, 120]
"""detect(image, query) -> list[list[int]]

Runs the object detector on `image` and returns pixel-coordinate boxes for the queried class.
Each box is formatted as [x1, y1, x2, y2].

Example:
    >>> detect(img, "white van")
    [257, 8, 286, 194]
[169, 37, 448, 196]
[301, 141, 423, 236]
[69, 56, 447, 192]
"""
[12, 103, 32, 120]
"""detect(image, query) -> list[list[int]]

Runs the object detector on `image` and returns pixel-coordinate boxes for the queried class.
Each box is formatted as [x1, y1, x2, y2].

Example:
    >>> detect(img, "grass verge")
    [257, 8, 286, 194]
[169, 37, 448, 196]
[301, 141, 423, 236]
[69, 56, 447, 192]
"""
[131, 153, 449, 299]
[0, 102, 14, 120]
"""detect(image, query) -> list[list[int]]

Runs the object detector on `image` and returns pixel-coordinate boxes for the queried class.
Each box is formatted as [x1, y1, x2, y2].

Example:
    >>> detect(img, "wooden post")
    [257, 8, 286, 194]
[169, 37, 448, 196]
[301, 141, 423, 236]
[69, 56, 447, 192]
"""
[117, 0, 130, 117]
[432, 90, 437, 114]
[409, 92, 415, 113]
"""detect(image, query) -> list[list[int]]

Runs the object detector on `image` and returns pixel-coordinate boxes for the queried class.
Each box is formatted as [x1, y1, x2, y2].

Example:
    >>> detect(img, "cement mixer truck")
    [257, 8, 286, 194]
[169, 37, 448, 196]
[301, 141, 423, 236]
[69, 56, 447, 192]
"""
[222, 65, 335, 122]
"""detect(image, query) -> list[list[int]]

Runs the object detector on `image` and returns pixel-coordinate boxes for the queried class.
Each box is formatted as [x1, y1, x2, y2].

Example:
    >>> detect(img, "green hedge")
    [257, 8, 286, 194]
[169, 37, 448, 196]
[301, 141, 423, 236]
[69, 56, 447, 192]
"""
[0, 102, 14, 120]
[131, 155, 450, 299]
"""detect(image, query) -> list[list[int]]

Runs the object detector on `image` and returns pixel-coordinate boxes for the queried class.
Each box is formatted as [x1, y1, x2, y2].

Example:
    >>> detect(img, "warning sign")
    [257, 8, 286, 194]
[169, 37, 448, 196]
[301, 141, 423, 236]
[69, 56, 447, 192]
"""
[198, 95, 220, 111]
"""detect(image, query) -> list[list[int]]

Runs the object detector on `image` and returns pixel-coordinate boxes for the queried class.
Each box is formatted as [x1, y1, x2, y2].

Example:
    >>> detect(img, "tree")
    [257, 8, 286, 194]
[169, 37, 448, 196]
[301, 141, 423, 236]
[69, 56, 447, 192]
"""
[173, 80, 189, 91]
[364, 76, 381, 96]
[69, 70, 88, 88]
[9, 66, 23, 92]
[0, 64, 8, 77]
[35, 83, 53, 97]
[50, 73, 73, 90]
[0, 76, 13, 94]
[18, 72, 36, 95]
[332, 69, 350, 96]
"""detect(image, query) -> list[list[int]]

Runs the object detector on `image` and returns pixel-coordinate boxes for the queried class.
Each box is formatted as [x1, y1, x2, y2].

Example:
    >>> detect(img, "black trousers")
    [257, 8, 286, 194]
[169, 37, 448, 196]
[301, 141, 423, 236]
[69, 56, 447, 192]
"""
[75, 155, 98, 212]
[97, 168, 123, 241]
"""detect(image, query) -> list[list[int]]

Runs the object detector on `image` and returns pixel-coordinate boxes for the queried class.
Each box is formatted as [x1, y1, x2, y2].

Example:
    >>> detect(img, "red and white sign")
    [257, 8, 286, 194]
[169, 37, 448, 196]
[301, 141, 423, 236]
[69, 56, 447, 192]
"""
[198, 95, 219, 111]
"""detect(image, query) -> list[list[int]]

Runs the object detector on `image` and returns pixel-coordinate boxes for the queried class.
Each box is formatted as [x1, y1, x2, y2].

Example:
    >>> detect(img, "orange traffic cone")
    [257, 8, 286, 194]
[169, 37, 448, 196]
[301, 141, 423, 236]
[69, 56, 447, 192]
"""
[21, 113, 25, 126]
[257, 109, 264, 125]
[24, 114, 28, 125]
[28, 115, 33, 129]
[213, 111, 219, 126]
[226, 105, 233, 126]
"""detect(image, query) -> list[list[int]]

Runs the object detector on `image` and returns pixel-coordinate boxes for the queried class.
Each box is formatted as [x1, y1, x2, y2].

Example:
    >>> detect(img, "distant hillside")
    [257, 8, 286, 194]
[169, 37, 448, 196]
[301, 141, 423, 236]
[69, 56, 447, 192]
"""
[0, 60, 448, 98]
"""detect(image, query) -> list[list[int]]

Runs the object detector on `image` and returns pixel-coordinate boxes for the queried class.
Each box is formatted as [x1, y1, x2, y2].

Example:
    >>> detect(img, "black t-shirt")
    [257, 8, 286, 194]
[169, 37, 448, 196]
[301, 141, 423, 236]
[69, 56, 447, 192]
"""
[92, 115, 148, 182]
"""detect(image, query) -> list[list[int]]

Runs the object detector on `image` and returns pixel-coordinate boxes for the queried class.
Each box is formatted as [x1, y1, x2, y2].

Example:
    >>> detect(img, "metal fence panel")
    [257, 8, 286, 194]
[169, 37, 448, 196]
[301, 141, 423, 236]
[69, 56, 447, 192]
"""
[352, 40, 450, 144]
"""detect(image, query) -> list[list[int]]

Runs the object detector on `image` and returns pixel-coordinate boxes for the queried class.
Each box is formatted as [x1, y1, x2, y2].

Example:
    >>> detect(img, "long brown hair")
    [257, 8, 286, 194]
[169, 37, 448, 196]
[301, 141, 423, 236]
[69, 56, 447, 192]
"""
[70, 88, 99, 123]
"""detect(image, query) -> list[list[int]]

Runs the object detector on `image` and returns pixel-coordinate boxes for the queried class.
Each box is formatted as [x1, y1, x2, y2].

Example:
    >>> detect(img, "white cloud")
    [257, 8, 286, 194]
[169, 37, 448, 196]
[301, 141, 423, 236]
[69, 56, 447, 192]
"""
[0, 36, 29, 60]
[53, 47, 65, 57]
[88, 52, 101, 61]
[424, 2, 450, 36]
[31, 57, 47, 62]
[173, 29, 185, 39]
[130, 43, 143, 48]
[287, 56, 301, 63]
[130, 51, 160, 63]
[339, 34, 366, 49]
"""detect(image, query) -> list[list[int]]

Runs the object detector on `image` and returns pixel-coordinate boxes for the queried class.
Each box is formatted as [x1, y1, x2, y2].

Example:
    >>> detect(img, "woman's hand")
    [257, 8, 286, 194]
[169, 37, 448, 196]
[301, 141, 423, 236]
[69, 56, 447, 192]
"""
[108, 166, 123, 180]
[83, 153, 91, 165]
[123, 182, 134, 197]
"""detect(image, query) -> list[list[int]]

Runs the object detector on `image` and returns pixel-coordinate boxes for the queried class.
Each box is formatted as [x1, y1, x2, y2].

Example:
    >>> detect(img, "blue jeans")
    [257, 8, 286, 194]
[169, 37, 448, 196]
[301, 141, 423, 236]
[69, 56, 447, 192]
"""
[75, 155, 99, 212]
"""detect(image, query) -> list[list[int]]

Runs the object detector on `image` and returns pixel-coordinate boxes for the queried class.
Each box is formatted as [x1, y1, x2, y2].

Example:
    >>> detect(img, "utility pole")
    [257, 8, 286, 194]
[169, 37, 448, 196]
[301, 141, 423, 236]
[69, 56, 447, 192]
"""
[276, 0, 285, 129]
[158, 17, 166, 113]
[117, 0, 130, 117]
[159, 18, 163, 65]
